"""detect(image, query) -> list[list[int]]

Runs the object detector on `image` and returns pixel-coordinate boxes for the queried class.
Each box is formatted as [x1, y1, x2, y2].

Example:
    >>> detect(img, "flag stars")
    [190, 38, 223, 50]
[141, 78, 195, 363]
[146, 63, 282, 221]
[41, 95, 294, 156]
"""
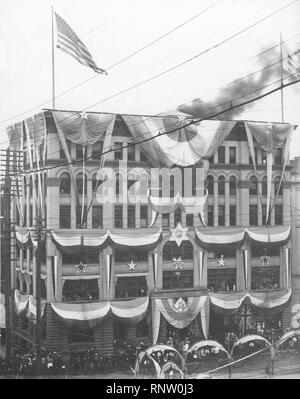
[80, 111, 88, 120]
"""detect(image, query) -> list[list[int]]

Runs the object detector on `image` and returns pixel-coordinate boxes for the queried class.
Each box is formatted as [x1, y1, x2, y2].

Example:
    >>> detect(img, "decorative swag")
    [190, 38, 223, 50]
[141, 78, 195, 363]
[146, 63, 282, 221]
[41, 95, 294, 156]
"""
[51, 296, 149, 327]
[14, 290, 46, 322]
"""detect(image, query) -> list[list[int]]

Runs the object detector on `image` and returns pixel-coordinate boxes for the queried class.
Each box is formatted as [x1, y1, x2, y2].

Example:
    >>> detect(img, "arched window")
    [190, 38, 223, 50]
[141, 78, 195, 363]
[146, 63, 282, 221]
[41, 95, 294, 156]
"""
[29, 176, 33, 196]
[218, 176, 225, 196]
[207, 175, 214, 195]
[115, 172, 120, 196]
[159, 175, 163, 198]
[262, 176, 267, 196]
[163, 241, 193, 261]
[60, 172, 71, 194]
[274, 176, 283, 195]
[77, 173, 87, 195]
[249, 176, 258, 195]
[229, 176, 236, 196]
[170, 175, 175, 198]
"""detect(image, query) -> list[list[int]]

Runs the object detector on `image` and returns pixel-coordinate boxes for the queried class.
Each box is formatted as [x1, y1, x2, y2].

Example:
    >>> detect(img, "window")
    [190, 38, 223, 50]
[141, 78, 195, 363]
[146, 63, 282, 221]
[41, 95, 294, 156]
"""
[274, 148, 282, 165]
[218, 176, 225, 195]
[128, 205, 136, 228]
[91, 141, 103, 160]
[170, 175, 175, 198]
[274, 176, 283, 195]
[162, 213, 170, 228]
[275, 205, 283, 225]
[262, 205, 267, 224]
[249, 176, 258, 195]
[92, 176, 104, 193]
[229, 147, 236, 164]
[115, 173, 120, 196]
[174, 208, 181, 226]
[92, 205, 103, 228]
[262, 176, 267, 195]
[115, 248, 148, 263]
[251, 245, 280, 257]
[262, 149, 267, 165]
[115, 276, 147, 298]
[249, 147, 257, 165]
[140, 151, 147, 162]
[114, 205, 123, 228]
[77, 173, 87, 195]
[63, 279, 99, 302]
[218, 146, 225, 164]
[207, 205, 214, 226]
[127, 144, 135, 161]
[60, 172, 71, 194]
[163, 270, 193, 289]
[249, 205, 258, 226]
[29, 205, 33, 226]
[163, 241, 193, 261]
[207, 268, 236, 292]
[229, 176, 236, 196]
[114, 142, 123, 160]
[76, 206, 87, 228]
[159, 175, 163, 198]
[229, 205, 236, 226]
[140, 205, 148, 227]
[207, 175, 214, 195]
[251, 266, 280, 290]
[76, 144, 83, 160]
[186, 214, 194, 227]
[218, 205, 225, 226]
[210, 247, 236, 258]
[60, 205, 71, 228]
[62, 252, 99, 264]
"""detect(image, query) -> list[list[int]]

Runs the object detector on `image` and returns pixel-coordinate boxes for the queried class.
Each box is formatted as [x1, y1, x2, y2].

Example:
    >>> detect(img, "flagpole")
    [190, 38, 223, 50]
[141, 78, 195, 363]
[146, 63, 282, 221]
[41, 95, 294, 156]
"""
[280, 32, 284, 122]
[51, 6, 56, 109]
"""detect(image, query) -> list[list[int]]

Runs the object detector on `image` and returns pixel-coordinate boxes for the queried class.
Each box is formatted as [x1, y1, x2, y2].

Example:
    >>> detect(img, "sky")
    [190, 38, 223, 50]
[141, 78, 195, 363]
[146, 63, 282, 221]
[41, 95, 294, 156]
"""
[1, 0, 300, 157]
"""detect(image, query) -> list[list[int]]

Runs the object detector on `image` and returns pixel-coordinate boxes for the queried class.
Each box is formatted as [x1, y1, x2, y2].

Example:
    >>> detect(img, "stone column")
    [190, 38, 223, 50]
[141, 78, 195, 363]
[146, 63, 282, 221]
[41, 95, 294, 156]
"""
[193, 250, 200, 289]
[46, 178, 60, 229]
[225, 181, 230, 226]
[202, 251, 208, 288]
[156, 252, 163, 290]
[213, 181, 218, 226]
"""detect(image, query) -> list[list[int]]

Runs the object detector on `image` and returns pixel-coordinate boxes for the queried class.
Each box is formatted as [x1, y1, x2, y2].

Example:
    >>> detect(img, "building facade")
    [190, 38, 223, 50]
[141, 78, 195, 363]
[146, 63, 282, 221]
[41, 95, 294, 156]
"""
[6, 110, 298, 353]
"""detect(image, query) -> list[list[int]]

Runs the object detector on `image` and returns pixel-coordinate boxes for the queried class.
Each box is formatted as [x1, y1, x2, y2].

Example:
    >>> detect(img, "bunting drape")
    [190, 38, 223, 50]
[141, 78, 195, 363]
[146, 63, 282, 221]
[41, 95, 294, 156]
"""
[0, 293, 5, 328]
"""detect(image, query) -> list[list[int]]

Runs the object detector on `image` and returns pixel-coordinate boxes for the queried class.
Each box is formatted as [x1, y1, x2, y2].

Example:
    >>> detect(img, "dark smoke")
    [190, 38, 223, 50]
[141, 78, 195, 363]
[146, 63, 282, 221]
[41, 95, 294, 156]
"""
[177, 46, 282, 119]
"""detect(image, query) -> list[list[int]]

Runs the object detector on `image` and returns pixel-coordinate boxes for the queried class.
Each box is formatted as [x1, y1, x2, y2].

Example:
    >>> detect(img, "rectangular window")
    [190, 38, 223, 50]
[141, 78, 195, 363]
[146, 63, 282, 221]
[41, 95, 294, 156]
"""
[207, 268, 236, 292]
[275, 205, 283, 225]
[262, 149, 267, 165]
[162, 213, 170, 228]
[128, 205, 136, 228]
[251, 266, 280, 290]
[91, 141, 103, 160]
[229, 147, 236, 164]
[163, 270, 193, 290]
[140, 205, 148, 227]
[127, 144, 135, 161]
[186, 214, 194, 227]
[207, 205, 214, 226]
[114, 142, 123, 160]
[218, 205, 225, 226]
[229, 205, 236, 226]
[274, 148, 282, 165]
[60, 205, 71, 229]
[76, 144, 83, 160]
[218, 146, 225, 164]
[29, 205, 33, 226]
[114, 205, 123, 228]
[92, 205, 103, 228]
[174, 208, 181, 226]
[249, 205, 258, 226]
[251, 245, 280, 257]
[76, 206, 87, 228]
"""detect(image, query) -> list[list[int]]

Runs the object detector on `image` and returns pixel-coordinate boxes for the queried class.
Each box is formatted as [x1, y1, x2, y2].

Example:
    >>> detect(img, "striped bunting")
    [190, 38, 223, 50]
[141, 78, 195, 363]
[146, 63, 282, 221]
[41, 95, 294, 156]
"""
[55, 12, 107, 74]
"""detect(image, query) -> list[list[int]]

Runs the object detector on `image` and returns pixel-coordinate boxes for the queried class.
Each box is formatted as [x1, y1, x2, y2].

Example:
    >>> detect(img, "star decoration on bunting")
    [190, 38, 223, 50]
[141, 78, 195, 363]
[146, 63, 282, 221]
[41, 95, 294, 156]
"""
[173, 256, 184, 270]
[218, 254, 225, 267]
[260, 255, 271, 266]
[170, 223, 189, 246]
[74, 261, 87, 273]
[127, 260, 136, 270]
[80, 111, 88, 120]
[174, 297, 187, 313]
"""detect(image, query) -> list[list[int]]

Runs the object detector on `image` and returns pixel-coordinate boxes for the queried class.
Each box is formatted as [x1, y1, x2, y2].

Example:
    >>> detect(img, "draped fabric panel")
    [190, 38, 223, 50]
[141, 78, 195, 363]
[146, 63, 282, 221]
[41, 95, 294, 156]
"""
[250, 289, 291, 309]
[52, 111, 116, 145]
[246, 226, 291, 245]
[110, 297, 149, 325]
[153, 296, 208, 330]
[122, 116, 236, 167]
[0, 293, 5, 328]
[14, 290, 29, 314]
[27, 295, 46, 323]
[196, 228, 245, 250]
[209, 292, 247, 316]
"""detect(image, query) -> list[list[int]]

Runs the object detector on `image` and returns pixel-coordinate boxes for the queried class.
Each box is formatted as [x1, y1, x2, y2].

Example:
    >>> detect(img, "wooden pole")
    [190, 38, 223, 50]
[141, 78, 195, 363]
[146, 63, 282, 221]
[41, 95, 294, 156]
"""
[52, 6, 56, 109]
[280, 33, 284, 123]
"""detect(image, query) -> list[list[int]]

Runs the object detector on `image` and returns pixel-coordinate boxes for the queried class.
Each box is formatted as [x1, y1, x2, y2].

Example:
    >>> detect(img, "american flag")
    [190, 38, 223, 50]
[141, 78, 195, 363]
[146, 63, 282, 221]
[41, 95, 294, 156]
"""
[55, 12, 107, 74]
[283, 44, 300, 79]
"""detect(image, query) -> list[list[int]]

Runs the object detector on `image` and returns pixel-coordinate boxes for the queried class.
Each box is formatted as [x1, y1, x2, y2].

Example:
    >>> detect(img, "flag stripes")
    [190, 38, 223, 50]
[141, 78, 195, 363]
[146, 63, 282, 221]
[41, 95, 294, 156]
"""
[55, 12, 107, 74]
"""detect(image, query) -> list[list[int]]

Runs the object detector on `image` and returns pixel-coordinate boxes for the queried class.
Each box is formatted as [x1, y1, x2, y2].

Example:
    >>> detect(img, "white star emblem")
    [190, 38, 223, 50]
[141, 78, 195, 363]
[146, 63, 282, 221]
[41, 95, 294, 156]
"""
[127, 260, 136, 270]
[170, 223, 189, 246]
[74, 261, 87, 273]
[267, 122, 273, 133]
[80, 111, 88, 120]
[173, 256, 184, 270]
[260, 255, 271, 266]
[174, 297, 187, 313]
[218, 255, 225, 267]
